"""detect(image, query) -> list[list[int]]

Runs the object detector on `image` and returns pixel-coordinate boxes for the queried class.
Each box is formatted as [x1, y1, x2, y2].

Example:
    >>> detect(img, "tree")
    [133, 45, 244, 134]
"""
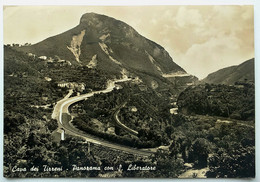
[152, 150, 184, 177]
[165, 125, 174, 138]
[47, 119, 58, 132]
[188, 138, 212, 168]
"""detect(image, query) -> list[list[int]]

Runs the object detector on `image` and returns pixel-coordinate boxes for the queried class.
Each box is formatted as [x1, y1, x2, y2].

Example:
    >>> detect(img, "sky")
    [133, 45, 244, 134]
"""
[3, 6, 254, 79]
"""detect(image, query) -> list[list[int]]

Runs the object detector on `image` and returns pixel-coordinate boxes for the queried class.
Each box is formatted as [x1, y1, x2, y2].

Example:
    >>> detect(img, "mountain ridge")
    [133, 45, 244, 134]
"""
[202, 58, 254, 85]
[16, 12, 197, 89]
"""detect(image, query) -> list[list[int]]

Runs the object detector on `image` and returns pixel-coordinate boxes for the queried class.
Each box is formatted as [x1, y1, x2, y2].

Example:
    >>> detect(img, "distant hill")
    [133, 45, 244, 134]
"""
[16, 12, 197, 89]
[202, 58, 254, 85]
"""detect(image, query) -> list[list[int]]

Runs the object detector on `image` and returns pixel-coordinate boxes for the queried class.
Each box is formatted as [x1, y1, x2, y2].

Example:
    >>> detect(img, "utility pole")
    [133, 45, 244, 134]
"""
[88, 142, 91, 153]
[61, 128, 65, 141]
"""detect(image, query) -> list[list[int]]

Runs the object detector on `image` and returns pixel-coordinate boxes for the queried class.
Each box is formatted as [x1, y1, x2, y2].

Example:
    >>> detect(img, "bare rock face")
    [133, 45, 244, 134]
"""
[87, 54, 98, 68]
[67, 30, 86, 62]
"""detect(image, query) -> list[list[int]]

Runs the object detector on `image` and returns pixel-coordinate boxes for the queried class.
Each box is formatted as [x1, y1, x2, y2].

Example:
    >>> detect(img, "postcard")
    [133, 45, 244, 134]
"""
[3, 5, 255, 178]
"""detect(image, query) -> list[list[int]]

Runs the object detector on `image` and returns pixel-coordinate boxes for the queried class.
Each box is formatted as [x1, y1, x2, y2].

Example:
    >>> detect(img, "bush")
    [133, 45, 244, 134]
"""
[47, 119, 58, 132]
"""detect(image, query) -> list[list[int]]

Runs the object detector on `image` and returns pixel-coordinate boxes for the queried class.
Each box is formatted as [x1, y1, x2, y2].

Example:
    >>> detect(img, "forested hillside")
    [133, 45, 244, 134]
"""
[177, 83, 254, 120]
[203, 58, 254, 85]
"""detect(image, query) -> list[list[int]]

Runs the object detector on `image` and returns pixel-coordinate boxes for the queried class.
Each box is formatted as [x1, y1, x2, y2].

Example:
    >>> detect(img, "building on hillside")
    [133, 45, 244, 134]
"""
[38, 56, 47, 60]
[57, 82, 86, 92]
[170, 108, 178, 115]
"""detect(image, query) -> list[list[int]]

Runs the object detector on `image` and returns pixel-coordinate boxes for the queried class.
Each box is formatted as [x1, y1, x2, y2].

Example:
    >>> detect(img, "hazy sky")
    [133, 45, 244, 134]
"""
[3, 6, 254, 79]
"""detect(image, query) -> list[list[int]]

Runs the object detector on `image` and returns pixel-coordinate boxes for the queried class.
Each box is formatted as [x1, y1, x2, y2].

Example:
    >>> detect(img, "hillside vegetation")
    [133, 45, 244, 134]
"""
[178, 83, 254, 121]
[203, 58, 254, 85]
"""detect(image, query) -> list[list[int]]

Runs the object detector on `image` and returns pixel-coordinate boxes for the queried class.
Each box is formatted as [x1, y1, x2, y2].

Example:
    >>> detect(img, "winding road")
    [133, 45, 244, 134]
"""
[113, 102, 139, 136]
[51, 78, 154, 156]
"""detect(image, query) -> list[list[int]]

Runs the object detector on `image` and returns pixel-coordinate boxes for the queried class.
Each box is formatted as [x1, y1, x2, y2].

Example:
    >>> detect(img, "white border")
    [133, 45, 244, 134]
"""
[1, 0, 259, 182]
[1, 0, 256, 6]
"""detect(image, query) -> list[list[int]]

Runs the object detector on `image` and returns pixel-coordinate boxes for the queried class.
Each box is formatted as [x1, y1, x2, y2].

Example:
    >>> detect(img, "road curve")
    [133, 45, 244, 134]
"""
[62, 113, 154, 156]
[52, 78, 154, 156]
[113, 102, 139, 136]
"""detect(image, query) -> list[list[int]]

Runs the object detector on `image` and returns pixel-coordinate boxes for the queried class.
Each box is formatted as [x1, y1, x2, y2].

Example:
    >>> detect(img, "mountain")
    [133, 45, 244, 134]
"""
[202, 58, 254, 85]
[17, 12, 196, 89]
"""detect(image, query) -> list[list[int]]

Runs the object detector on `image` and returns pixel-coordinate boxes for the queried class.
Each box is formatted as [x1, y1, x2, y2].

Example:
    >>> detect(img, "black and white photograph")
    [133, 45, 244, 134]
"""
[3, 4, 256, 179]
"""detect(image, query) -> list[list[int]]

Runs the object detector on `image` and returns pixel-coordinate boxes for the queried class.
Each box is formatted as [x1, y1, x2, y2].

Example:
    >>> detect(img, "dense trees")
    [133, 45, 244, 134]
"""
[4, 45, 255, 178]
[178, 83, 255, 120]
[71, 82, 172, 148]
[68, 81, 255, 178]
[166, 113, 255, 178]
[3, 46, 117, 177]
[207, 146, 255, 178]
